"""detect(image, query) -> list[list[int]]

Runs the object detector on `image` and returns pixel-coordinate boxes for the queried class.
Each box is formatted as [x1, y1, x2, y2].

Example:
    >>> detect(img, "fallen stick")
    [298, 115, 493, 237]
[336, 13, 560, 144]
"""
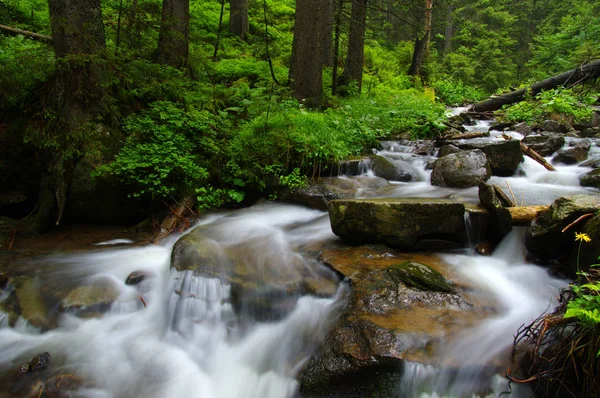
[502, 133, 556, 171]
[508, 205, 549, 225]
[439, 131, 488, 140]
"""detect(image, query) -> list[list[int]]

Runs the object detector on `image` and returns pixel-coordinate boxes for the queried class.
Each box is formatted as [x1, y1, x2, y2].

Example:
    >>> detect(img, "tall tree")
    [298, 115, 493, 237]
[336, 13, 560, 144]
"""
[408, 0, 433, 77]
[321, 0, 335, 67]
[155, 0, 189, 69]
[289, 0, 326, 108]
[229, 0, 249, 40]
[22, 0, 107, 231]
[338, 0, 367, 94]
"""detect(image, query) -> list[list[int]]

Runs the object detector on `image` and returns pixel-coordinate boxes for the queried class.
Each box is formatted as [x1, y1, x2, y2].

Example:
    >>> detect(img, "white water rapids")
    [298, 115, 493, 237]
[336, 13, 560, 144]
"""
[0, 118, 597, 397]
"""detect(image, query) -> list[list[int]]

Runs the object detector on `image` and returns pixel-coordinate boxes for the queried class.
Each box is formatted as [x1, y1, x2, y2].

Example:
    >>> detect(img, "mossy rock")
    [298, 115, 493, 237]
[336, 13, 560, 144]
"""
[59, 284, 120, 313]
[387, 261, 454, 293]
[14, 277, 54, 329]
[580, 169, 600, 189]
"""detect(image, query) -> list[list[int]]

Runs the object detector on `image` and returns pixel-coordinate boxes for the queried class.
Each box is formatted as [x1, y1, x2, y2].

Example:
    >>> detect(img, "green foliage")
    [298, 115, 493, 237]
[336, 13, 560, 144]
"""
[0, 36, 54, 109]
[430, 76, 486, 106]
[95, 101, 226, 199]
[500, 88, 595, 125]
[565, 281, 600, 327]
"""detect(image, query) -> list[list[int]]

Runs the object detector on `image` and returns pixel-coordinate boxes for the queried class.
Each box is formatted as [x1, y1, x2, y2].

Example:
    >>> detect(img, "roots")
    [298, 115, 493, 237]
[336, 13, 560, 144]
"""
[511, 269, 600, 398]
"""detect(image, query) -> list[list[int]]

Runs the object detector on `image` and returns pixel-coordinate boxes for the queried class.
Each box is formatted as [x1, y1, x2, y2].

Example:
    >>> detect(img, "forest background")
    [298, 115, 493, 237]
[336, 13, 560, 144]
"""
[0, 0, 599, 234]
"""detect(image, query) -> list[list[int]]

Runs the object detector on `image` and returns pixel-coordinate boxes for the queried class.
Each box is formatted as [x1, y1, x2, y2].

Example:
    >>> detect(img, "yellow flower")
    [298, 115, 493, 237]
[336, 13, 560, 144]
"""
[575, 232, 591, 243]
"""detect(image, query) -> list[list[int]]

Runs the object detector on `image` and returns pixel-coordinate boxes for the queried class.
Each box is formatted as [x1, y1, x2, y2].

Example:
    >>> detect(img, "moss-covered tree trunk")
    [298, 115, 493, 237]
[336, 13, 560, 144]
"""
[229, 0, 249, 41]
[289, 0, 325, 108]
[337, 0, 367, 94]
[155, 0, 189, 69]
[10, 0, 107, 237]
[408, 0, 433, 77]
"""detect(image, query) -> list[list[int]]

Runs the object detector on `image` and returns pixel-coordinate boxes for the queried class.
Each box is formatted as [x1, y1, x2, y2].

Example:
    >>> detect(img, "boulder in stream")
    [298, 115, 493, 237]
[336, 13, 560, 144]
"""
[521, 133, 565, 156]
[580, 169, 600, 189]
[328, 198, 484, 251]
[525, 195, 600, 272]
[455, 140, 523, 176]
[431, 149, 491, 188]
[300, 245, 477, 397]
[371, 155, 413, 182]
[552, 146, 588, 165]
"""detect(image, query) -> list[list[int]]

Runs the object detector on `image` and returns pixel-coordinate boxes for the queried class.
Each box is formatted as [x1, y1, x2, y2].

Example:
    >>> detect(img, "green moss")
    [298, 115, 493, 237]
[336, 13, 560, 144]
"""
[387, 261, 454, 293]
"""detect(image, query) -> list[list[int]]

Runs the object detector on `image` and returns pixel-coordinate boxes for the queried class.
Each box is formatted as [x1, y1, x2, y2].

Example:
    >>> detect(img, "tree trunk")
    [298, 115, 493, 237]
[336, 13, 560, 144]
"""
[508, 206, 548, 225]
[338, 0, 367, 94]
[408, 0, 433, 77]
[321, 0, 335, 67]
[229, 0, 249, 41]
[472, 59, 600, 112]
[443, 5, 453, 56]
[289, 0, 325, 108]
[155, 0, 189, 69]
[15, 0, 107, 234]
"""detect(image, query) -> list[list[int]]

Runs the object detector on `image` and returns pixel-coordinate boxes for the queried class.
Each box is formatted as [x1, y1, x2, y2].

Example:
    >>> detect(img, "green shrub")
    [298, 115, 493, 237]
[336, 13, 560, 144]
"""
[500, 88, 595, 125]
[430, 77, 486, 106]
[95, 101, 227, 199]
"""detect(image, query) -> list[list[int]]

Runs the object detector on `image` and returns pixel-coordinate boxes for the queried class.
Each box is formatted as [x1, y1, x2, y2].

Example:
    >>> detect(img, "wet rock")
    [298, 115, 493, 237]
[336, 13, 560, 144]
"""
[431, 149, 491, 188]
[280, 177, 363, 211]
[328, 198, 468, 250]
[301, 246, 477, 396]
[525, 195, 600, 271]
[521, 133, 565, 156]
[60, 283, 120, 314]
[572, 138, 591, 151]
[437, 144, 460, 157]
[170, 227, 339, 321]
[552, 147, 588, 165]
[387, 261, 454, 293]
[580, 169, 600, 189]
[478, 182, 513, 245]
[592, 112, 600, 128]
[457, 140, 523, 176]
[414, 140, 435, 156]
[0, 190, 27, 205]
[14, 277, 54, 329]
[371, 155, 412, 182]
[125, 270, 150, 286]
[43, 374, 86, 398]
[19, 352, 51, 374]
[578, 127, 600, 138]
[475, 242, 493, 256]
[338, 157, 370, 176]
[579, 215, 600, 273]
[580, 157, 600, 168]
[541, 119, 569, 133]
[512, 122, 532, 136]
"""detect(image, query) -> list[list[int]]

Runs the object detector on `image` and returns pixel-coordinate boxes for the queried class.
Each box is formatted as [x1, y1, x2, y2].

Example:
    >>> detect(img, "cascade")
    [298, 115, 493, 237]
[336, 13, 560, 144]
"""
[0, 116, 597, 397]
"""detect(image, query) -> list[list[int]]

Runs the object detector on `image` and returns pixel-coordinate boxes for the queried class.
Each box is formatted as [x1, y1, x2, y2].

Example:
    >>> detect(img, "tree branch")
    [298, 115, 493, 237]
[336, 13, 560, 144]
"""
[0, 23, 53, 43]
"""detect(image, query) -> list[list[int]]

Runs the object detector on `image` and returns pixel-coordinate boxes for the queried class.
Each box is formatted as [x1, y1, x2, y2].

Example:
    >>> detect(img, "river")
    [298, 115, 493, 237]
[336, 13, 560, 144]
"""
[0, 117, 597, 397]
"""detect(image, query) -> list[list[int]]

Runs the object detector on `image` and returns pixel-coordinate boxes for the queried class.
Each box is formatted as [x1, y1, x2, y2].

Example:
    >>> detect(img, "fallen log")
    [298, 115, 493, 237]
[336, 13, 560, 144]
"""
[502, 133, 556, 171]
[152, 195, 196, 242]
[0, 24, 53, 43]
[508, 205, 549, 225]
[472, 59, 600, 113]
[440, 131, 488, 140]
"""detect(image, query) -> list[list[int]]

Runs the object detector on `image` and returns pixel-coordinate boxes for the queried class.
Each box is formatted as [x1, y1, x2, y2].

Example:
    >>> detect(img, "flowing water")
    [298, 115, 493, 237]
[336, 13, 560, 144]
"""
[0, 117, 598, 397]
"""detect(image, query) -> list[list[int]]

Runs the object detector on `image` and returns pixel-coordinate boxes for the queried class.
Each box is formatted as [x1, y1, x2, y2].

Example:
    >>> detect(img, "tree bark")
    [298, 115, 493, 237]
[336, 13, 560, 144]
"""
[156, 0, 189, 69]
[0, 23, 53, 43]
[289, 0, 325, 108]
[408, 0, 433, 77]
[16, 0, 107, 233]
[321, 0, 335, 67]
[338, 0, 367, 93]
[472, 59, 600, 112]
[229, 0, 249, 41]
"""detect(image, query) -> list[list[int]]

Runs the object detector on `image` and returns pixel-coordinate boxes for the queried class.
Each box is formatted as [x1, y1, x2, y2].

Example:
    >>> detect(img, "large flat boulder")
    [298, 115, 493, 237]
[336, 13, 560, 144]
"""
[328, 198, 479, 251]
